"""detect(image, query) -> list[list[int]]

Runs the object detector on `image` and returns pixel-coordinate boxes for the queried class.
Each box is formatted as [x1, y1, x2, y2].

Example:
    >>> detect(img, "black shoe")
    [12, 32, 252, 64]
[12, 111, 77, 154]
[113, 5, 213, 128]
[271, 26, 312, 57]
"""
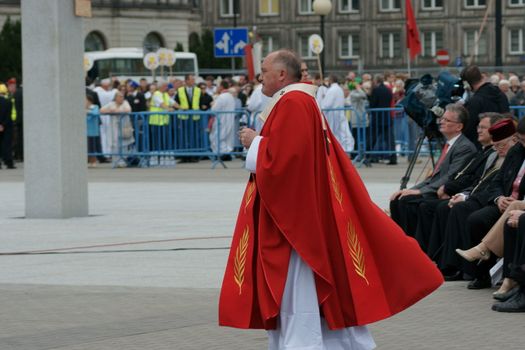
[220, 155, 232, 162]
[177, 158, 190, 164]
[387, 160, 398, 165]
[443, 270, 463, 281]
[7, 164, 16, 169]
[492, 290, 525, 312]
[493, 286, 520, 302]
[467, 276, 492, 290]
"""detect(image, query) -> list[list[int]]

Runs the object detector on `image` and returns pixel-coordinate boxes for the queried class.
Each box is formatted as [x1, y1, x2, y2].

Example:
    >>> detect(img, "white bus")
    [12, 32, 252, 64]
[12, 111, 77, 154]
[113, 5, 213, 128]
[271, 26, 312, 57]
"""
[85, 48, 199, 81]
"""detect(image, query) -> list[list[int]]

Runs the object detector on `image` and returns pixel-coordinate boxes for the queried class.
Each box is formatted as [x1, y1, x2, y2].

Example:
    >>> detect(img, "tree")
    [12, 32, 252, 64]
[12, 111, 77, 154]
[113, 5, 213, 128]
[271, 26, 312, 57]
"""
[0, 17, 22, 82]
[174, 42, 184, 52]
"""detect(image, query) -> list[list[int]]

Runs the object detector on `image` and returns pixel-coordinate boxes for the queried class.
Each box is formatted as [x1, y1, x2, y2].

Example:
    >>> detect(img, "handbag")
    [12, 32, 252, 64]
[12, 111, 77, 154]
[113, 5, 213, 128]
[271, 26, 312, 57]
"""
[121, 118, 134, 139]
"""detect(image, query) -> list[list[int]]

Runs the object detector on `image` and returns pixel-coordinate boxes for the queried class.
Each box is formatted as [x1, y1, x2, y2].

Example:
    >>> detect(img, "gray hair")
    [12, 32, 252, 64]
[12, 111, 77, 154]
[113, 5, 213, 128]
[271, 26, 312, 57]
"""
[271, 49, 302, 82]
[445, 103, 469, 127]
[479, 112, 505, 126]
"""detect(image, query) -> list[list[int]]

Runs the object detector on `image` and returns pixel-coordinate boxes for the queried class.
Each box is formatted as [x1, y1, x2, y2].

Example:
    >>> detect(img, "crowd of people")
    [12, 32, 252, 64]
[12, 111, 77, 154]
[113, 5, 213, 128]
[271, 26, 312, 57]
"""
[2, 63, 525, 171]
[84, 74, 249, 167]
[390, 65, 525, 313]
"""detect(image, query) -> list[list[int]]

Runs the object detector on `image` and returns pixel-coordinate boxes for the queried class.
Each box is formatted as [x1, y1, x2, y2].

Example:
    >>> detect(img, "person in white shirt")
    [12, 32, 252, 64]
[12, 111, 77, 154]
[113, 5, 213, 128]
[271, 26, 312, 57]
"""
[210, 81, 236, 158]
[246, 77, 270, 132]
[313, 73, 327, 105]
[320, 75, 355, 153]
[94, 79, 117, 157]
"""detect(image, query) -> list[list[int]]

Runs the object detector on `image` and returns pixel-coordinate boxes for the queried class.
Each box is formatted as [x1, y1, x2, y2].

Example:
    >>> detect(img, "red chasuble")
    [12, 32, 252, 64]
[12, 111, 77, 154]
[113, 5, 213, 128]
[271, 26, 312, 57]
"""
[219, 85, 443, 330]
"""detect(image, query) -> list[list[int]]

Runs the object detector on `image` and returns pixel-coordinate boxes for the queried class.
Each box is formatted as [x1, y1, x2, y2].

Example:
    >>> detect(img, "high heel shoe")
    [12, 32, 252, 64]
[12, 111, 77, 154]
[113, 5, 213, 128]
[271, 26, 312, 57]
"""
[455, 245, 491, 263]
[494, 286, 520, 302]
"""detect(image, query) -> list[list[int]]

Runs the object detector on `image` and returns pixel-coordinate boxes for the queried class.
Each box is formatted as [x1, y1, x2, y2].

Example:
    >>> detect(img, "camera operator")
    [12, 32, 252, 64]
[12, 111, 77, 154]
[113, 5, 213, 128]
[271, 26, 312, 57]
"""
[461, 65, 509, 148]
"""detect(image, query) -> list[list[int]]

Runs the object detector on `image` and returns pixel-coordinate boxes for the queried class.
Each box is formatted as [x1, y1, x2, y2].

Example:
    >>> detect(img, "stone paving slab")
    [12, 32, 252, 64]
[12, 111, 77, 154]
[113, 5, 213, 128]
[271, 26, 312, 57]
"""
[0, 283, 524, 350]
[1, 160, 524, 349]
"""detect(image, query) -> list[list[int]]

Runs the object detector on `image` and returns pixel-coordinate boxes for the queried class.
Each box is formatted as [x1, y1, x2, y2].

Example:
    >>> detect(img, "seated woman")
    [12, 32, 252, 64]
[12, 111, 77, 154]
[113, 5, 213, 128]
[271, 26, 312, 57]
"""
[456, 200, 525, 300]
[491, 209, 525, 312]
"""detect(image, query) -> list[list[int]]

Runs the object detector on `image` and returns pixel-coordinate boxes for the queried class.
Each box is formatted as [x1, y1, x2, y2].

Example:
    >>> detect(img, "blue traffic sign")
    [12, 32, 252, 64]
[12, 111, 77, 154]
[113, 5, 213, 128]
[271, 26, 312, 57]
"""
[214, 28, 248, 58]
[455, 56, 463, 67]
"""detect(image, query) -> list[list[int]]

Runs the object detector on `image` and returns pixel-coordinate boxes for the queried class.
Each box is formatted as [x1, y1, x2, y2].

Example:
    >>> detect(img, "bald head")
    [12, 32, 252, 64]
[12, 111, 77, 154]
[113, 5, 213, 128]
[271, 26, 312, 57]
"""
[269, 50, 302, 82]
[260, 49, 302, 97]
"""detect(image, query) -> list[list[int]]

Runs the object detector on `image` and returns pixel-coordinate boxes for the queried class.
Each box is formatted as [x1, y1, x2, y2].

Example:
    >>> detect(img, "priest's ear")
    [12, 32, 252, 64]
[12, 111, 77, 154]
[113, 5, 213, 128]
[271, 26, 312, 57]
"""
[278, 67, 288, 82]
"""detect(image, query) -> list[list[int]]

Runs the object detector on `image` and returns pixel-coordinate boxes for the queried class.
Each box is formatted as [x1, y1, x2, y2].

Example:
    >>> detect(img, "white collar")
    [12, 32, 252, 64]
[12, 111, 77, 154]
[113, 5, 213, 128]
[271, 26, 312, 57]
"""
[258, 83, 318, 123]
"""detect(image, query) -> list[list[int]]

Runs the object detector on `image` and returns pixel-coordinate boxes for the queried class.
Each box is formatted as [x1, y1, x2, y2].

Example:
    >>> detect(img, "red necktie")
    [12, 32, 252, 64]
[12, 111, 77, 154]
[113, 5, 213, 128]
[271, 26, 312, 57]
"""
[432, 143, 449, 176]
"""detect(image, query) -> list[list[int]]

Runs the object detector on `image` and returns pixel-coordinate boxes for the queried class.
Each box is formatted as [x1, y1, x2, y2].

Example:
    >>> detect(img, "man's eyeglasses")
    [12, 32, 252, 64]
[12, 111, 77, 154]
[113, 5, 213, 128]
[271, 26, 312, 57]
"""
[439, 116, 461, 124]
[493, 137, 513, 149]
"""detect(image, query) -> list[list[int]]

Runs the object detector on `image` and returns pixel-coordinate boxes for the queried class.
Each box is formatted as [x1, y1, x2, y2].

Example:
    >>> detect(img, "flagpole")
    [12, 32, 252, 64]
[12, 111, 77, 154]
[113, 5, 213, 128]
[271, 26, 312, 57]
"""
[407, 49, 411, 78]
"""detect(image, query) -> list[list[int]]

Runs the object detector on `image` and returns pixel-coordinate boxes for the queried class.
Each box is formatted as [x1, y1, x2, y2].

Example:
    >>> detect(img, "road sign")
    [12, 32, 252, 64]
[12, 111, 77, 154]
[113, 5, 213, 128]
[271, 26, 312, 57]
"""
[214, 28, 248, 57]
[436, 49, 450, 66]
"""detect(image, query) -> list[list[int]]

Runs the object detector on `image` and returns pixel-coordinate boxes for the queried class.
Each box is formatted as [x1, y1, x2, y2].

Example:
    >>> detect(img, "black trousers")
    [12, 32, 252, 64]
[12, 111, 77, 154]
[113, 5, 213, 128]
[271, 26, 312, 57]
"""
[504, 215, 525, 285]
[465, 205, 502, 278]
[427, 200, 452, 261]
[435, 200, 486, 270]
[415, 198, 447, 253]
[0, 124, 14, 166]
[12, 122, 22, 161]
[390, 194, 434, 236]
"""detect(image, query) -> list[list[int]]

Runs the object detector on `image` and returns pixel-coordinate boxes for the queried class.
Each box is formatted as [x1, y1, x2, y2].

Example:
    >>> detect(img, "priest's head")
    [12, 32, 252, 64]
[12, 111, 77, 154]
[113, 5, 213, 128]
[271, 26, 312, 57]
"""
[260, 49, 301, 97]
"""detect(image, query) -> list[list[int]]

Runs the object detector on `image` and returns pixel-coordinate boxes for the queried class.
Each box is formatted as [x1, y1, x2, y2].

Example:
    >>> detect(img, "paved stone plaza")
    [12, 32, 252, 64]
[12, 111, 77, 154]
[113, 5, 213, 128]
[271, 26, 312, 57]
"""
[0, 160, 523, 349]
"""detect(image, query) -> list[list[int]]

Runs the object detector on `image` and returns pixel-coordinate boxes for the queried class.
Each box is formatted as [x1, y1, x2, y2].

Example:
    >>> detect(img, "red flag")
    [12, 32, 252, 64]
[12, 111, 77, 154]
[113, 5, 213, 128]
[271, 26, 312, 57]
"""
[406, 0, 421, 60]
[244, 43, 255, 82]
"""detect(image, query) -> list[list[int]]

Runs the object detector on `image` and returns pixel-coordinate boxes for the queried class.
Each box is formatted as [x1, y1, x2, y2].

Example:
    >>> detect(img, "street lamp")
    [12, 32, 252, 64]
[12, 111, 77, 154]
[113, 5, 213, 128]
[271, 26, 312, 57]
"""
[313, 0, 332, 74]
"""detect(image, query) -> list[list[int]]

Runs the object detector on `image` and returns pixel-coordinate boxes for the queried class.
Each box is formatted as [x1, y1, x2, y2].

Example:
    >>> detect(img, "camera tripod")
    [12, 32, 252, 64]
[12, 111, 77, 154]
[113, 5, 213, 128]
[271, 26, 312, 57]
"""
[399, 126, 444, 190]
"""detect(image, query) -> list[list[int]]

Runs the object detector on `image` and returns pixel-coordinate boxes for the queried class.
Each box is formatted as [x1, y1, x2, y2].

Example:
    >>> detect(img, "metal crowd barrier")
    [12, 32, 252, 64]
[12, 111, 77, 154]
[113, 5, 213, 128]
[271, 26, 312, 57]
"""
[87, 105, 524, 169]
[511, 106, 525, 120]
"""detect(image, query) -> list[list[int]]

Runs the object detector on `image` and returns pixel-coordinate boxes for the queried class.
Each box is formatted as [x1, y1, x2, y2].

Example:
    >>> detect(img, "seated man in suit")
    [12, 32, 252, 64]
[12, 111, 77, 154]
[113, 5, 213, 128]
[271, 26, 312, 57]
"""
[431, 118, 516, 282]
[414, 112, 503, 252]
[390, 103, 477, 235]
[449, 118, 525, 289]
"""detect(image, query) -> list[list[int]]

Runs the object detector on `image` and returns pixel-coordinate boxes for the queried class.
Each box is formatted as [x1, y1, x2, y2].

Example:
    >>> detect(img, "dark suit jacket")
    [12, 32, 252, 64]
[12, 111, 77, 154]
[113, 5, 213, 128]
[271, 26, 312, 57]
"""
[412, 133, 477, 195]
[464, 83, 510, 146]
[126, 91, 147, 112]
[443, 145, 494, 196]
[0, 96, 13, 128]
[487, 143, 525, 203]
[468, 152, 502, 206]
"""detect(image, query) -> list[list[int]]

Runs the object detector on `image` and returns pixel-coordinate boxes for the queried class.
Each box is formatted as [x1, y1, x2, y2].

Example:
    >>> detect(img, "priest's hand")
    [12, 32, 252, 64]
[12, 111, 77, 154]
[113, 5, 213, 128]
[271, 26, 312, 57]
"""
[239, 127, 257, 148]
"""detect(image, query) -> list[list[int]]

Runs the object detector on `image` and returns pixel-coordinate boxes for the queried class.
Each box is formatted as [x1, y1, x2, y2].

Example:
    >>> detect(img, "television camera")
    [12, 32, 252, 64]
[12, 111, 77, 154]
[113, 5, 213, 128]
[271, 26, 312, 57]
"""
[397, 71, 466, 189]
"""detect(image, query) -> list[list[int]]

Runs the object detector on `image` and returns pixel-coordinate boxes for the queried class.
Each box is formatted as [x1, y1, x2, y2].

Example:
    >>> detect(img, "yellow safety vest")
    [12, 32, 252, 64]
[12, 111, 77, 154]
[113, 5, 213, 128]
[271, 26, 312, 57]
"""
[177, 86, 201, 121]
[149, 91, 170, 126]
[10, 97, 16, 122]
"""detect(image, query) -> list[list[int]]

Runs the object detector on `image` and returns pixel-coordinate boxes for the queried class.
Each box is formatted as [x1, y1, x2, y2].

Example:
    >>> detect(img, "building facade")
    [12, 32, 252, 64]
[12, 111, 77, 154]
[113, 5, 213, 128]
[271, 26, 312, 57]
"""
[201, 0, 525, 75]
[0, 0, 202, 52]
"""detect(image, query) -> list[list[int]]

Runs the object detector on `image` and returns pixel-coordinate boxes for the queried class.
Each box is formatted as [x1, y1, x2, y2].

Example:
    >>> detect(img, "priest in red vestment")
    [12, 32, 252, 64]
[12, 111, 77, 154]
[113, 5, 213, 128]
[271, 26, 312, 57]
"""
[219, 50, 443, 349]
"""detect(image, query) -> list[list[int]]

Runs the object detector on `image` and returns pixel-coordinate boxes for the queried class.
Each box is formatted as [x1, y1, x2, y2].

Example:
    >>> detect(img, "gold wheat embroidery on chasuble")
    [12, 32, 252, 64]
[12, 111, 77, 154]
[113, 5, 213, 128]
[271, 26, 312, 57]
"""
[347, 221, 369, 285]
[234, 225, 250, 295]
[244, 182, 256, 214]
[328, 160, 343, 210]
